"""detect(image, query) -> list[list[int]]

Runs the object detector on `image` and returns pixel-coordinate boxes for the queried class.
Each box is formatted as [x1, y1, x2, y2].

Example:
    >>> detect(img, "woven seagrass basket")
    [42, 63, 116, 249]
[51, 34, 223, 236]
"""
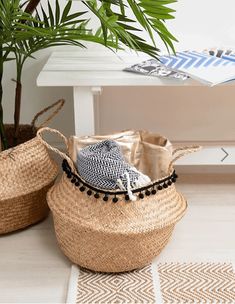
[38, 127, 200, 273]
[0, 100, 64, 234]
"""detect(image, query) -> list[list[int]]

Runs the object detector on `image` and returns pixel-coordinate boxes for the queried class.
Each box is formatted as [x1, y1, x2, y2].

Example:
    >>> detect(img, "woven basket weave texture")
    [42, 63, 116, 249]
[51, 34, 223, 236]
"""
[0, 100, 64, 234]
[47, 175, 186, 272]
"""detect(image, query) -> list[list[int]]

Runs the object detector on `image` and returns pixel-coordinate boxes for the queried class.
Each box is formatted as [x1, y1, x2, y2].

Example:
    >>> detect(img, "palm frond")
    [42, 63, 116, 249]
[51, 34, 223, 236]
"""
[82, 0, 177, 57]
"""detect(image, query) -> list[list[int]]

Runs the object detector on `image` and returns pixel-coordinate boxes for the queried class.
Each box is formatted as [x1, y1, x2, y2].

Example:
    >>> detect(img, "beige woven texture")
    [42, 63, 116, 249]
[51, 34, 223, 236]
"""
[48, 179, 183, 272]
[38, 127, 200, 273]
[0, 100, 64, 234]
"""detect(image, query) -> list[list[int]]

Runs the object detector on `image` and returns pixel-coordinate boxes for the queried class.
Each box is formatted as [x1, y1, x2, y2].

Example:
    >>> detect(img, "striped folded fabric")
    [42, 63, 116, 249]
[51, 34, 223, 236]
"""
[77, 140, 151, 201]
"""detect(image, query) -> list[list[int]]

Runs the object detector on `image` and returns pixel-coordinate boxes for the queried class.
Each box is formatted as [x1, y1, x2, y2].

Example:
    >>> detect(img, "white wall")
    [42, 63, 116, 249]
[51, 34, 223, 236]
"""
[3, 0, 235, 142]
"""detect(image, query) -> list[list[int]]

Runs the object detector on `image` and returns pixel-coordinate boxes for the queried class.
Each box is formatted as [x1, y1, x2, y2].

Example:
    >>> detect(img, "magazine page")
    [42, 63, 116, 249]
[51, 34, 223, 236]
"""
[124, 59, 188, 80]
[160, 51, 235, 86]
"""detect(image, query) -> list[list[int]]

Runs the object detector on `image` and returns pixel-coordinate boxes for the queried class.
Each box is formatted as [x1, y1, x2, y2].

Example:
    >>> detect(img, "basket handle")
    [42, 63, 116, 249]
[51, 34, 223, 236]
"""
[31, 99, 65, 129]
[168, 145, 202, 172]
[37, 127, 76, 171]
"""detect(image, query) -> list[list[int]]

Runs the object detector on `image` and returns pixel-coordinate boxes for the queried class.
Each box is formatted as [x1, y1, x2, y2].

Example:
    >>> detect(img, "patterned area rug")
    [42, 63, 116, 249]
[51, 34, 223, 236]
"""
[66, 262, 235, 304]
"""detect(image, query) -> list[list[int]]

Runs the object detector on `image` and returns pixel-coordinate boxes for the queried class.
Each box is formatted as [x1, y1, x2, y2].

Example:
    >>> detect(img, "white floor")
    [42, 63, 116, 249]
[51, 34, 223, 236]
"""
[0, 174, 235, 303]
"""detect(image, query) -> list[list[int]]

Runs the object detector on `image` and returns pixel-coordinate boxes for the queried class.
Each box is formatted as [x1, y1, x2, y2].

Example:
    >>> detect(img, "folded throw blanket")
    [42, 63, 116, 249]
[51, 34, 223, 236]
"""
[77, 140, 151, 201]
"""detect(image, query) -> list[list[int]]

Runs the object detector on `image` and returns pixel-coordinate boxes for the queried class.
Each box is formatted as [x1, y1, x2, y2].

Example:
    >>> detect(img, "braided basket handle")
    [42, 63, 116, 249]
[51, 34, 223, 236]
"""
[168, 145, 202, 172]
[37, 127, 76, 172]
[31, 99, 65, 129]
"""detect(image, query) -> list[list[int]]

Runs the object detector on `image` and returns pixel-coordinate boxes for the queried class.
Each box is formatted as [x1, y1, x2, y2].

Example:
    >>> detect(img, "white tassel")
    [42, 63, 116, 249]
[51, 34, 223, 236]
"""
[116, 178, 126, 191]
[124, 172, 137, 201]
[131, 166, 151, 187]
[117, 168, 151, 202]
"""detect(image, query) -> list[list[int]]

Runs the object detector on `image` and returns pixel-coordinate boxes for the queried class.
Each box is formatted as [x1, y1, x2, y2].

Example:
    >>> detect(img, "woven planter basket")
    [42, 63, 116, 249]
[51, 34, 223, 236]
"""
[0, 100, 64, 234]
[38, 127, 200, 273]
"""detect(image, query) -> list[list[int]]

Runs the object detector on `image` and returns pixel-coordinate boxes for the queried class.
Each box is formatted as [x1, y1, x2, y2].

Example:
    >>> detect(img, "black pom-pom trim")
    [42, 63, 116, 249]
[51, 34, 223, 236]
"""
[103, 195, 109, 202]
[94, 193, 100, 199]
[87, 190, 92, 196]
[80, 186, 85, 192]
[62, 159, 178, 203]
[113, 196, 118, 203]
[139, 193, 144, 199]
[145, 190, 151, 196]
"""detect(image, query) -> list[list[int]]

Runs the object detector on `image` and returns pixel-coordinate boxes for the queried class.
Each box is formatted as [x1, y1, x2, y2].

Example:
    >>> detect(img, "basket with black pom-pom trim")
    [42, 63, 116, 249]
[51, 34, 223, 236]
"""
[37, 127, 200, 273]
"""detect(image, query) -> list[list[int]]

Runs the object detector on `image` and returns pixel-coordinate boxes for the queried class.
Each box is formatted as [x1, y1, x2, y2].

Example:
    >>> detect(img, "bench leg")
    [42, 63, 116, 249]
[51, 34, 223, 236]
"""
[73, 86, 101, 136]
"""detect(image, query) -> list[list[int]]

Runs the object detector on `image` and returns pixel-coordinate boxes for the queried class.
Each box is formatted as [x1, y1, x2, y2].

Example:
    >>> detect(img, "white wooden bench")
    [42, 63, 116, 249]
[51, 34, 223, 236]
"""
[37, 50, 235, 166]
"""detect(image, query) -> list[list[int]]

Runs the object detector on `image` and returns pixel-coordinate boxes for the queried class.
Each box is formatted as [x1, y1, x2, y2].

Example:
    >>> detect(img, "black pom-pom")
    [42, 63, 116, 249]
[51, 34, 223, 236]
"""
[71, 178, 76, 183]
[139, 193, 144, 199]
[62, 159, 67, 167]
[167, 180, 172, 186]
[103, 195, 109, 202]
[75, 181, 80, 187]
[151, 189, 157, 195]
[174, 173, 178, 179]
[158, 185, 163, 190]
[171, 178, 176, 183]
[87, 190, 92, 196]
[163, 183, 168, 188]
[125, 194, 130, 201]
[66, 173, 72, 179]
[145, 190, 151, 196]
[113, 196, 118, 203]
[94, 193, 100, 199]
[79, 186, 85, 192]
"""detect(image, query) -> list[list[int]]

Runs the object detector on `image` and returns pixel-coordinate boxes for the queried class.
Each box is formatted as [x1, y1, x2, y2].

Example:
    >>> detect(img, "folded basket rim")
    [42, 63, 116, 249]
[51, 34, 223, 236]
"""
[61, 158, 178, 196]
[48, 195, 188, 235]
[47, 174, 188, 234]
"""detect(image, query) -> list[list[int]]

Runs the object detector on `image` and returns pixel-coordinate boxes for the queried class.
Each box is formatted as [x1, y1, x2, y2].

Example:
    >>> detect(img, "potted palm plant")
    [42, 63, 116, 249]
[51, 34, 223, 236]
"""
[0, 0, 177, 150]
[0, 0, 177, 234]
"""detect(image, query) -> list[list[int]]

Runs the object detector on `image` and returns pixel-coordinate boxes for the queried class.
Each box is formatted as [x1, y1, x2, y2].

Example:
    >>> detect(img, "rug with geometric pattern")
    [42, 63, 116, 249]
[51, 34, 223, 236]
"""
[66, 262, 235, 304]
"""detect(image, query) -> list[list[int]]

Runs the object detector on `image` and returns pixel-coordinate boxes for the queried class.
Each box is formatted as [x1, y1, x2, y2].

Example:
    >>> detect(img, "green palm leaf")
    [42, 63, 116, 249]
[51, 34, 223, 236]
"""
[0, 0, 178, 149]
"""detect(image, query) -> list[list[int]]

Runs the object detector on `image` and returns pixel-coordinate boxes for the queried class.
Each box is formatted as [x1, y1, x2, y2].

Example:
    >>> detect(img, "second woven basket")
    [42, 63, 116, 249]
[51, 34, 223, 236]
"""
[0, 100, 64, 234]
[38, 127, 200, 273]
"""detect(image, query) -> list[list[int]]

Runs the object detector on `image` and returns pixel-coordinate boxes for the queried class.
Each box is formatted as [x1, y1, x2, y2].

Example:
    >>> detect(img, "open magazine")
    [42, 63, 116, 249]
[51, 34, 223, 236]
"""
[124, 59, 189, 81]
[124, 49, 235, 86]
[160, 51, 235, 86]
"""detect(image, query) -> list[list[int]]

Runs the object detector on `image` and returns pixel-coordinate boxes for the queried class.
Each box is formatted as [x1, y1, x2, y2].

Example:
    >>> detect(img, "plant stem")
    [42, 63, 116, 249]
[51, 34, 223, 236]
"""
[0, 46, 8, 150]
[24, 0, 41, 14]
[11, 0, 41, 147]
[12, 0, 40, 146]
[13, 64, 22, 146]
